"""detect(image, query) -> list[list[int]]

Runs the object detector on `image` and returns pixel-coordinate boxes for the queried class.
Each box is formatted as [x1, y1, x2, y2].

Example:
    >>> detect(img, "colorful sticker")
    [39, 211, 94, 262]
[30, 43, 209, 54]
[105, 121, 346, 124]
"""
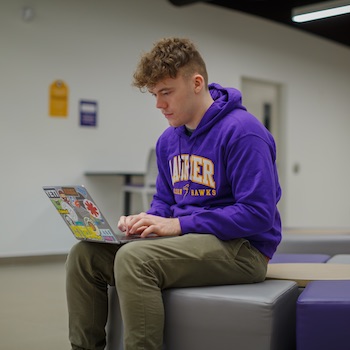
[84, 217, 100, 235]
[61, 187, 79, 196]
[83, 199, 101, 219]
[100, 229, 117, 242]
[61, 202, 78, 221]
[76, 186, 88, 197]
[71, 226, 102, 240]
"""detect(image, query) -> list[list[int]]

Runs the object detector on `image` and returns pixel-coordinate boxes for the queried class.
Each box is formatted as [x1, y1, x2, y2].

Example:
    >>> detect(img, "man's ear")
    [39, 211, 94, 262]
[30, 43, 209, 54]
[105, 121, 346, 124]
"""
[193, 74, 205, 93]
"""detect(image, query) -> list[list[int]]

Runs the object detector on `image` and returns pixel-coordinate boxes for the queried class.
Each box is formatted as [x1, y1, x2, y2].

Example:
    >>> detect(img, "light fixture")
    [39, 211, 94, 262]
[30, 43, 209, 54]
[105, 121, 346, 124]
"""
[292, 0, 350, 23]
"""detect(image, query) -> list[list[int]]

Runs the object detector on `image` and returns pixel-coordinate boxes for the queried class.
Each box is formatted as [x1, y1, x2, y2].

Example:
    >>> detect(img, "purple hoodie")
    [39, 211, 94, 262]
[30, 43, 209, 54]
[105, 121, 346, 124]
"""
[147, 83, 282, 258]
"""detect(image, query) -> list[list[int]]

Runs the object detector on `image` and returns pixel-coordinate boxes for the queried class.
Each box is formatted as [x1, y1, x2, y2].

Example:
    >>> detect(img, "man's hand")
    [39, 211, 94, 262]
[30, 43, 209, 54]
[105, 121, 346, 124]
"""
[118, 212, 181, 238]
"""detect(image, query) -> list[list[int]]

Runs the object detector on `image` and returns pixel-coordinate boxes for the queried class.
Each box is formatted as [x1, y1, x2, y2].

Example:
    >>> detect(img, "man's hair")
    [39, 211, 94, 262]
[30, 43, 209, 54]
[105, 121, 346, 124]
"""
[133, 37, 208, 91]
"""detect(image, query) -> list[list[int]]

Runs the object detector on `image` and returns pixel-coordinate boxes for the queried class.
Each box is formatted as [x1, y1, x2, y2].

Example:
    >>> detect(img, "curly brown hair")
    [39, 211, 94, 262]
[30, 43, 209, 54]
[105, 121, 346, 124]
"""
[133, 37, 208, 91]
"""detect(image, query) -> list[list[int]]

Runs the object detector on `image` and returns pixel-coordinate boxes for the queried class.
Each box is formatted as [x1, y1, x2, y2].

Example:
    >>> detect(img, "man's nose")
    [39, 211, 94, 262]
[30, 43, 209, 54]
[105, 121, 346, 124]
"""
[156, 97, 166, 109]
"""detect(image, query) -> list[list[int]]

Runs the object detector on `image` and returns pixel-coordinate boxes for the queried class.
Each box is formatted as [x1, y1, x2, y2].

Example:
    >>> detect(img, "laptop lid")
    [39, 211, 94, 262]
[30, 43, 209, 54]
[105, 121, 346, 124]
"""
[43, 185, 133, 244]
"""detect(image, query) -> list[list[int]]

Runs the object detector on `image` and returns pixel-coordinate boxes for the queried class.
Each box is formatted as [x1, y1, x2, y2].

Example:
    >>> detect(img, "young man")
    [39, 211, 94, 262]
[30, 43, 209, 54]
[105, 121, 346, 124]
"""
[66, 37, 282, 350]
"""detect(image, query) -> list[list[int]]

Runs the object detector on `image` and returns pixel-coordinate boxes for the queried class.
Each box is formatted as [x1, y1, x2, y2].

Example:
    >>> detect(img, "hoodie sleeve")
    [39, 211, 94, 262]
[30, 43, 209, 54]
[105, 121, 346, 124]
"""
[178, 134, 281, 240]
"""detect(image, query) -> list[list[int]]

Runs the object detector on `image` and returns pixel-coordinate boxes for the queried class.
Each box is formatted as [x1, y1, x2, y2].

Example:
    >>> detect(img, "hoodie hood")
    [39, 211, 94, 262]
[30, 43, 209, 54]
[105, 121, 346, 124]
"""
[175, 83, 246, 139]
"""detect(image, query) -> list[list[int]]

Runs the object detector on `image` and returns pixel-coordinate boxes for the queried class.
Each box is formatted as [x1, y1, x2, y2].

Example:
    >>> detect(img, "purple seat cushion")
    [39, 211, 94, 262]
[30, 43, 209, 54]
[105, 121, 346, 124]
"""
[297, 280, 350, 350]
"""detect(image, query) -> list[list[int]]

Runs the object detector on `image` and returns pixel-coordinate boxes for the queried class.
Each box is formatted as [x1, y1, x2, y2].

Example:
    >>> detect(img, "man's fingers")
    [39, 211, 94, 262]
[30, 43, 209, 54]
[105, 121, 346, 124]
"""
[117, 215, 128, 231]
[128, 217, 151, 234]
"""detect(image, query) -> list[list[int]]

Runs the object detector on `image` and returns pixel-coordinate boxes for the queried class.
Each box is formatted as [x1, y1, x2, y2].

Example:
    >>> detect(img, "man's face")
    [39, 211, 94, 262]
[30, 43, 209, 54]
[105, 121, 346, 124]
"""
[148, 74, 199, 128]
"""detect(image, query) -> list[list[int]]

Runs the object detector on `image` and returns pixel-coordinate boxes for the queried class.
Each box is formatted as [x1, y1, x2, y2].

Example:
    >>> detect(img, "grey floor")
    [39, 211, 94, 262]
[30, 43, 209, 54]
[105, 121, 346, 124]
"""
[0, 257, 70, 350]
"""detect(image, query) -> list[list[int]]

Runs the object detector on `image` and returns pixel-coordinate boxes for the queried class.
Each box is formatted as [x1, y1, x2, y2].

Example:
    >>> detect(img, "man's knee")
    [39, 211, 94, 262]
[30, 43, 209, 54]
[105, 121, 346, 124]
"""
[66, 242, 96, 276]
[115, 242, 143, 268]
[67, 242, 118, 287]
[114, 242, 152, 286]
[67, 242, 115, 273]
[68, 241, 96, 259]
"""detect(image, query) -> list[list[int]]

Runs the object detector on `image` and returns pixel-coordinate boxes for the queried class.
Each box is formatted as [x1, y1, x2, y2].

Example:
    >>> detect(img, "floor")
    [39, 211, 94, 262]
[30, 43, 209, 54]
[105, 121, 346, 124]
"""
[0, 256, 70, 350]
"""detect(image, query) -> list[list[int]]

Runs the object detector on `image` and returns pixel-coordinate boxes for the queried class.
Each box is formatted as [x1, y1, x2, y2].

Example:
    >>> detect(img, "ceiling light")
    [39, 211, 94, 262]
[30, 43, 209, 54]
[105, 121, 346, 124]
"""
[292, 0, 350, 23]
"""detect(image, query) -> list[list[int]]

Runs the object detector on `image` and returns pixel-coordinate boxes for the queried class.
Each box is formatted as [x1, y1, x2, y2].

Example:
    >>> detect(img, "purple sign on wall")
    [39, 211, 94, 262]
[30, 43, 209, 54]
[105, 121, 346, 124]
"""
[80, 100, 97, 127]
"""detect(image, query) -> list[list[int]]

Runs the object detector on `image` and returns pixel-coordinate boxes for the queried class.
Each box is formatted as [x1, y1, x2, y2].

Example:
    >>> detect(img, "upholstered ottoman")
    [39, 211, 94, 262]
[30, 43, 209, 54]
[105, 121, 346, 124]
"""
[106, 286, 123, 350]
[105, 280, 299, 350]
[276, 228, 350, 255]
[163, 280, 298, 350]
[269, 253, 330, 264]
[297, 280, 350, 350]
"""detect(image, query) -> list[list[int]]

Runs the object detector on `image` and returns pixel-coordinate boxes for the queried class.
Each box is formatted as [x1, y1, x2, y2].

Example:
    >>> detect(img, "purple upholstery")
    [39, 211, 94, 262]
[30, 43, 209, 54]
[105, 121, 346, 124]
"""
[269, 253, 330, 264]
[297, 280, 350, 350]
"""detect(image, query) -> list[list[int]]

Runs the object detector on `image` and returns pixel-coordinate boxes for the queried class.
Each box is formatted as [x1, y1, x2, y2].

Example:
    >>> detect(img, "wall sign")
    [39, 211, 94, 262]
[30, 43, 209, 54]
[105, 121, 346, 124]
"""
[79, 100, 97, 127]
[49, 80, 68, 117]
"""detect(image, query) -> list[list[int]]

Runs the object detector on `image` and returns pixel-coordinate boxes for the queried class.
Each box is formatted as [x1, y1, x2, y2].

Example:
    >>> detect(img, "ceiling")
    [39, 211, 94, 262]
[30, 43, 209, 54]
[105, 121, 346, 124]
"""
[169, 0, 350, 48]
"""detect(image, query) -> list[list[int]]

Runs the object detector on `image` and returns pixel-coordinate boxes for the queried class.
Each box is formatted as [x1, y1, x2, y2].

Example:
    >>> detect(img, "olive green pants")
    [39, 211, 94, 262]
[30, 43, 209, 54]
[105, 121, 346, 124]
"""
[66, 234, 268, 350]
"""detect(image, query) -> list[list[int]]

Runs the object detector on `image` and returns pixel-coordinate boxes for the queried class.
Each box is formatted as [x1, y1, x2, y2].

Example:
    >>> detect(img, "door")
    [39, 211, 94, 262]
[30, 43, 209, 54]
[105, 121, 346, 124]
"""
[241, 77, 280, 147]
[241, 77, 285, 219]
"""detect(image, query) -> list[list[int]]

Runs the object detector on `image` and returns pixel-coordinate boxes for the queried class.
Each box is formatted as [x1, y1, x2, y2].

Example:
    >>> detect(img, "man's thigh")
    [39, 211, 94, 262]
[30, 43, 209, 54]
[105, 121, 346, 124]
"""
[115, 234, 267, 289]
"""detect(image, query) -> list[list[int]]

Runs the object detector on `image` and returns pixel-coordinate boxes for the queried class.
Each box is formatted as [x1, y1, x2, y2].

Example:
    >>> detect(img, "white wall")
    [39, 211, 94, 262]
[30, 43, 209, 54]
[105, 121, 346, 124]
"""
[1, 0, 350, 257]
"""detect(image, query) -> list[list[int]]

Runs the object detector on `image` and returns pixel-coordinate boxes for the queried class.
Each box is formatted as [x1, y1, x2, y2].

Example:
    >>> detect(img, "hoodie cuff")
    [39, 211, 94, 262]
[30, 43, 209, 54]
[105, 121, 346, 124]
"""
[178, 216, 192, 235]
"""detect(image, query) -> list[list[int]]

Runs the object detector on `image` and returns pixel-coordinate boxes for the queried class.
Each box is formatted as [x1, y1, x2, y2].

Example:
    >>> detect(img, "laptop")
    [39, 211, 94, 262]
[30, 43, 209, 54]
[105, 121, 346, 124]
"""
[43, 185, 159, 244]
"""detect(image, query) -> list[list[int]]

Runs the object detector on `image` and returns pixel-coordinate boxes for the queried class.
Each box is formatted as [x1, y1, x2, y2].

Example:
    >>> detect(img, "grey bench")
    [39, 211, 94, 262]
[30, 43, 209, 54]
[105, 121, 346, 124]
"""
[276, 228, 350, 255]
